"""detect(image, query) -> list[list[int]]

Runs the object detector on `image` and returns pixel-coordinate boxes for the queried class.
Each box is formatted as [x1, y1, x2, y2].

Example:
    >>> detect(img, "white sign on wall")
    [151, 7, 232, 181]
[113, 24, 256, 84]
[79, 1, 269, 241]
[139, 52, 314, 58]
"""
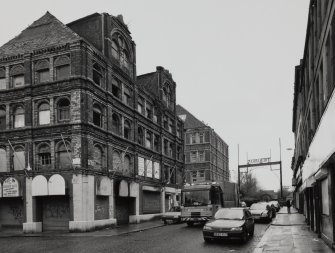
[154, 162, 160, 179]
[138, 157, 145, 176]
[3, 177, 19, 197]
[146, 160, 153, 178]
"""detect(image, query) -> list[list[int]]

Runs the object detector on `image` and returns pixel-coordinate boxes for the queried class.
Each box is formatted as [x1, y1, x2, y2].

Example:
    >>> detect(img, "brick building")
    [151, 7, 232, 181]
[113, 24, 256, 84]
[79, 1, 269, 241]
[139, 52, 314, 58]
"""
[291, 0, 335, 247]
[0, 12, 184, 233]
[176, 105, 229, 184]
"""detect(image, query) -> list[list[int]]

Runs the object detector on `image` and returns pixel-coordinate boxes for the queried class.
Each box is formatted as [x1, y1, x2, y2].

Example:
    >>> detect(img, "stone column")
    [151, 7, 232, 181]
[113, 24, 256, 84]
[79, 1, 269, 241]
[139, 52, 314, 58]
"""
[161, 188, 166, 213]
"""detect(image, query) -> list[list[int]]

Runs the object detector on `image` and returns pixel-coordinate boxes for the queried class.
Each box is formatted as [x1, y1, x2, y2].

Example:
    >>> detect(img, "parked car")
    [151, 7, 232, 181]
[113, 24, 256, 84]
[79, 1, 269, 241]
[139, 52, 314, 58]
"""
[203, 208, 254, 243]
[249, 202, 273, 222]
[269, 201, 280, 212]
[162, 206, 182, 224]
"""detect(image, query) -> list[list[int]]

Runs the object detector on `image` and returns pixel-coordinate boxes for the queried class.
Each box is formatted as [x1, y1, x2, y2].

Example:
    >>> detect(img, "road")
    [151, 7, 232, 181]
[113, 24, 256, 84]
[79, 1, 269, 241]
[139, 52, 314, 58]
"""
[0, 223, 269, 253]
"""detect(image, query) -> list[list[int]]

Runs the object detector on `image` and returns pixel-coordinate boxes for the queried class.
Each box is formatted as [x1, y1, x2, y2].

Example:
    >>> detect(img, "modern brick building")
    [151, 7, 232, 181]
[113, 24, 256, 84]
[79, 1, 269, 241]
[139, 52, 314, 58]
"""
[176, 105, 229, 184]
[291, 0, 335, 247]
[0, 12, 184, 233]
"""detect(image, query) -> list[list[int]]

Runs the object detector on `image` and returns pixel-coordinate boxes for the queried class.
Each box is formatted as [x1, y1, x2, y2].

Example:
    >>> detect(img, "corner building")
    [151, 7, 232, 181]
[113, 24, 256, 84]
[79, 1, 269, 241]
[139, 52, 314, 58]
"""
[0, 12, 184, 233]
[292, 0, 335, 247]
[176, 105, 229, 184]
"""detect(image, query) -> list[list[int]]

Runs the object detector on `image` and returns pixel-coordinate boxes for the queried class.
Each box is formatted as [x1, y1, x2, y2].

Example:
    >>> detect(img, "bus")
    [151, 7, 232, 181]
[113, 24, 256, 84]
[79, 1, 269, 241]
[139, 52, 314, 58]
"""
[181, 181, 239, 226]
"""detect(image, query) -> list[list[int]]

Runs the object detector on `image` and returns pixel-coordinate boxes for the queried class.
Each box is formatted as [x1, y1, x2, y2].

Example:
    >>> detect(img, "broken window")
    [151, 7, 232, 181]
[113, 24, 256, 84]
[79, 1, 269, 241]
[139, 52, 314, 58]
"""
[94, 145, 103, 170]
[112, 79, 121, 99]
[13, 146, 25, 171]
[57, 142, 71, 169]
[38, 144, 51, 169]
[58, 98, 70, 121]
[93, 104, 102, 128]
[93, 63, 103, 86]
[112, 113, 120, 134]
[146, 131, 152, 149]
[124, 119, 131, 140]
[138, 126, 144, 145]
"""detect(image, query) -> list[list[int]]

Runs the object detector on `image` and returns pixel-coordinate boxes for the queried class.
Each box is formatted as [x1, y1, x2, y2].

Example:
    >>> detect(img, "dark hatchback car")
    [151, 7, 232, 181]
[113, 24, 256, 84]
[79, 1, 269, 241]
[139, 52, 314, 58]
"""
[203, 208, 254, 243]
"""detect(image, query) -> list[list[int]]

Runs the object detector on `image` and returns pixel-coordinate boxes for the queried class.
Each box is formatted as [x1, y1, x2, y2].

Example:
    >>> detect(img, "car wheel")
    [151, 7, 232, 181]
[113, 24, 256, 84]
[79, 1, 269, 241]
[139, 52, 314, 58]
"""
[187, 221, 194, 227]
[241, 229, 248, 243]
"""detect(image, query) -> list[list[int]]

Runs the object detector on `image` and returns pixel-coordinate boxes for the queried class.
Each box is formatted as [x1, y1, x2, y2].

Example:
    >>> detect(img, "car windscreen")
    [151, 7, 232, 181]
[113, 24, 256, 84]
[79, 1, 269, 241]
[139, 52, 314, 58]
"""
[250, 203, 267, 210]
[182, 190, 210, 207]
[214, 209, 244, 220]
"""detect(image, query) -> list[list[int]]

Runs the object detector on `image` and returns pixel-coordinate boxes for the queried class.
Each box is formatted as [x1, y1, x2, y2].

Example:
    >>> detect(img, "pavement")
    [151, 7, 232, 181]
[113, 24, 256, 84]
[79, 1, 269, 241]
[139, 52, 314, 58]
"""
[0, 219, 165, 238]
[253, 207, 334, 253]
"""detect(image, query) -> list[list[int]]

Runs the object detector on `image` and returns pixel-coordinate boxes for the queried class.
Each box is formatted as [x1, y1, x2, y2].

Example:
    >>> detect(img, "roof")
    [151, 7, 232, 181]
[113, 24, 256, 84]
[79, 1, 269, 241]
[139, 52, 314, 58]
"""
[176, 104, 206, 129]
[0, 12, 81, 57]
[137, 72, 158, 96]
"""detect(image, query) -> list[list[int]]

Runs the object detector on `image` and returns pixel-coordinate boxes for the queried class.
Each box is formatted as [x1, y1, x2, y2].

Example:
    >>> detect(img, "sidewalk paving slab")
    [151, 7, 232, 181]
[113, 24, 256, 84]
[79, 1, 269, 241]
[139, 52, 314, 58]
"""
[253, 207, 334, 253]
[0, 219, 166, 238]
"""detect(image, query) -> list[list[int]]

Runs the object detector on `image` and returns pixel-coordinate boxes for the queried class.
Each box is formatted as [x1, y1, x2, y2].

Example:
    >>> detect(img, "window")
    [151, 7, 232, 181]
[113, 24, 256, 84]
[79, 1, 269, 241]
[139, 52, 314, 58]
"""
[113, 151, 121, 171]
[58, 99, 70, 121]
[93, 63, 103, 86]
[124, 155, 131, 174]
[0, 148, 7, 172]
[163, 116, 168, 129]
[164, 139, 168, 155]
[121, 50, 130, 70]
[38, 103, 50, 125]
[112, 79, 121, 99]
[163, 85, 171, 108]
[169, 143, 173, 157]
[153, 134, 159, 152]
[124, 120, 131, 140]
[57, 142, 71, 169]
[138, 97, 144, 114]
[168, 119, 173, 133]
[146, 102, 152, 119]
[146, 131, 152, 149]
[12, 75, 24, 88]
[54, 55, 70, 80]
[111, 40, 120, 60]
[153, 107, 158, 123]
[123, 86, 131, 105]
[177, 124, 181, 138]
[14, 106, 24, 128]
[199, 133, 204, 143]
[38, 144, 51, 169]
[138, 126, 144, 145]
[13, 146, 25, 170]
[93, 145, 103, 170]
[93, 104, 102, 127]
[0, 68, 6, 90]
[37, 69, 50, 83]
[112, 113, 120, 134]
[191, 134, 196, 144]
[191, 151, 197, 162]
[0, 107, 6, 130]
[199, 151, 205, 162]
[199, 170, 205, 178]
[177, 146, 181, 160]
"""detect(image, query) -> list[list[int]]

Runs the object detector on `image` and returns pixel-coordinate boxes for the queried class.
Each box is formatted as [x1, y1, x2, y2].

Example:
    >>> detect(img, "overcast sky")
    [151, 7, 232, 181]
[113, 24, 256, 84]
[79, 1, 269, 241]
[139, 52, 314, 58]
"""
[0, 0, 310, 190]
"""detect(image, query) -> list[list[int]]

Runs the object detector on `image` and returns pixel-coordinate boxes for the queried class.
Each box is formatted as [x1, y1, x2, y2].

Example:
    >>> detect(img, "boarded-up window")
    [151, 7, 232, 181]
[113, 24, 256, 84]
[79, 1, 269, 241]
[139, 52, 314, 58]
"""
[124, 155, 130, 175]
[55, 55, 70, 80]
[0, 148, 7, 172]
[113, 151, 121, 172]
[0, 78, 6, 90]
[94, 146, 103, 170]
[14, 106, 24, 128]
[38, 103, 50, 125]
[14, 147, 25, 170]
[322, 178, 329, 215]
[58, 143, 71, 169]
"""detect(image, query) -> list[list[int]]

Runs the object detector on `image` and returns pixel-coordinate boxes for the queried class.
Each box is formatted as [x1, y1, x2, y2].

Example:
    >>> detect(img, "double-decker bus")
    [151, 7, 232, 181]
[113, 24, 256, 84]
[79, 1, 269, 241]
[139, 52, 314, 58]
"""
[181, 181, 239, 226]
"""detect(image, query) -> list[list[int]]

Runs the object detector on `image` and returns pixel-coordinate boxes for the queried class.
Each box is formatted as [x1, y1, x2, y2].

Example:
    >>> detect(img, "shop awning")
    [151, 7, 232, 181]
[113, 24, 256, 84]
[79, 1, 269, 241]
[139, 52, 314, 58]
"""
[129, 182, 139, 197]
[97, 177, 112, 196]
[119, 180, 128, 197]
[48, 174, 66, 195]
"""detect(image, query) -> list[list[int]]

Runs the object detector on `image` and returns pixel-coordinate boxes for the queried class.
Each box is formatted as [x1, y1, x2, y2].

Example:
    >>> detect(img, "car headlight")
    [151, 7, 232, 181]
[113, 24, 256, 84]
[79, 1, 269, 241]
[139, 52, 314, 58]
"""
[261, 212, 268, 217]
[231, 227, 243, 231]
[203, 225, 213, 231]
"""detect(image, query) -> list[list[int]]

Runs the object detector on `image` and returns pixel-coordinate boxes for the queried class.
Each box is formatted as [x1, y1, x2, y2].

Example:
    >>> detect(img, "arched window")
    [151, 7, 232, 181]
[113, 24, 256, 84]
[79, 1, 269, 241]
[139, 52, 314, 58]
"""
[113, 151, 121, 171]
[14, 106, 25, 128]
[122, 50, 130, 70]
[38, 144, 51, 169]
[35, 60, 50, 83]
[111, 40, 120, 59]
[10, 65, 24, 88]
[123, 155, 130, 174]
[92, 63, 103, 86]
[112, 113, 120, 134]
[146, 130, 152, 149]
[0, 106, 6, 130]
[58, 98, 70, 121]
[13, 146, 25, 170]
[94, 145, 103, 170]
[0, 148, 7, 172]
[54, 55, 70, 80]
[138, 126, 144, 145]
[57, 142, 71, 169]
[93, 104, 102, 128]
[124, 120, 131, 140]
[38, 102, 50, 125]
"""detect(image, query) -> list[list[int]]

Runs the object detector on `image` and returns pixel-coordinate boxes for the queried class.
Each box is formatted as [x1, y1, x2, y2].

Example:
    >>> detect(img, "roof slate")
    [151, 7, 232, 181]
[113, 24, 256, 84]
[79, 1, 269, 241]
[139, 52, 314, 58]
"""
[176, 104, 207, 129]
[0, 12, 81, 57]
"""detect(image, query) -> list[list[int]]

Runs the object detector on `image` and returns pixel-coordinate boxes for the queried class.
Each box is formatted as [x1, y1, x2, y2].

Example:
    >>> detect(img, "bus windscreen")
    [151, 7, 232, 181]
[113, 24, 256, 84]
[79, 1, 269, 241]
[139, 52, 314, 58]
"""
[182, 190, 211, 207]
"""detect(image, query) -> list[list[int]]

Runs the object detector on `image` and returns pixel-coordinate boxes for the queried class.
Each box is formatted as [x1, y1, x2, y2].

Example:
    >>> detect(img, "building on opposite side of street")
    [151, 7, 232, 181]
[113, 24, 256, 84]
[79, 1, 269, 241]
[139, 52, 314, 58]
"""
[292, 0, 335, 248]
[176, 105, 229, 184]
[0, 12, 184, 233]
